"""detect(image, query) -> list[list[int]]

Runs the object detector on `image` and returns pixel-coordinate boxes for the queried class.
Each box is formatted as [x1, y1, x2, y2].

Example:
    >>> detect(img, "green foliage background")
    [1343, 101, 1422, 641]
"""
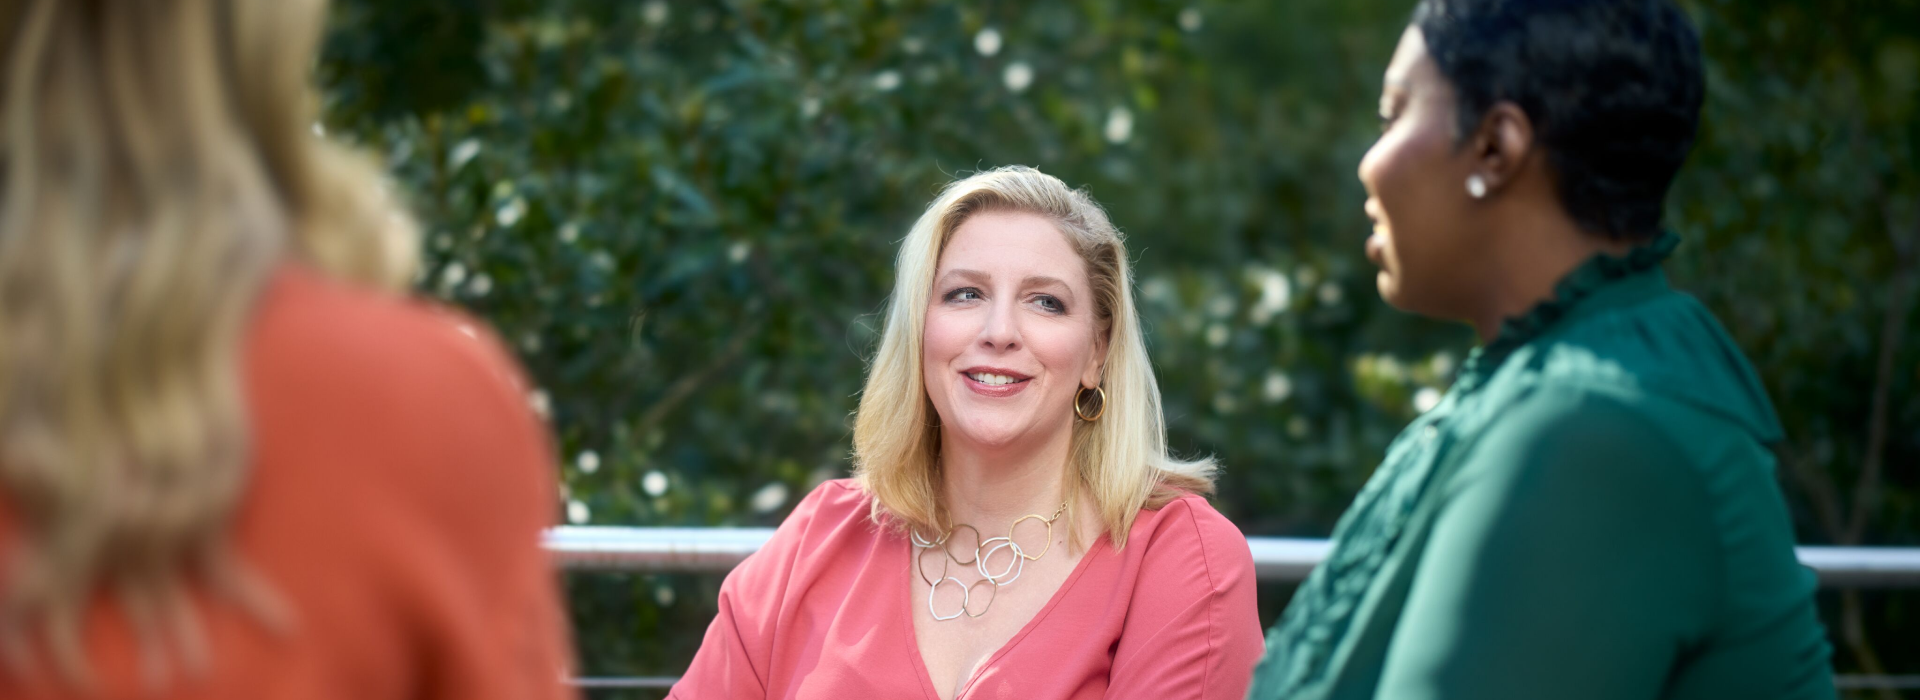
[319, 0, 1918, 696]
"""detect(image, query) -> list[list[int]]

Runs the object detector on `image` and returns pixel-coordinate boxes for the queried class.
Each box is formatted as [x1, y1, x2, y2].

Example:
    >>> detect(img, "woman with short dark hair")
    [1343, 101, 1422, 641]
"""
[1246, 1, 1835, 698]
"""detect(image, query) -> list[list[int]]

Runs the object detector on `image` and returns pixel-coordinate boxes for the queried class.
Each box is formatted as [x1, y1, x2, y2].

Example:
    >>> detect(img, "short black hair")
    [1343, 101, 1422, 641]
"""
[1412, 0, 1705, 239]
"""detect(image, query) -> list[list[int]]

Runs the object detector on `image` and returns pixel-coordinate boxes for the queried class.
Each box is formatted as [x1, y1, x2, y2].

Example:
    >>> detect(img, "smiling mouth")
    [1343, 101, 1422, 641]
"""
[964, 371, 1029, 386]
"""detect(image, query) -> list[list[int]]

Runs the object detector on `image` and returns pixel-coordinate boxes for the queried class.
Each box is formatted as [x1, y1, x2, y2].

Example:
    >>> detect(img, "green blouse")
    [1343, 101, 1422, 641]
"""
[1247, 234, 1835, 700]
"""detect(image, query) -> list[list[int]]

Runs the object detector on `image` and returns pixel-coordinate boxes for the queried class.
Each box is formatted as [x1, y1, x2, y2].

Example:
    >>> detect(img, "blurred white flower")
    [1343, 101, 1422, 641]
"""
[1104, 106, 1134, 144]
[1413, 386, 1442, 413]
[1257, 268, 1292, 310]
[1317, 281, 1343, 305]
[751, 481, 790, 514]
[1003, 61, 1034, 92]
[1142, 277, 1174, 303]
[1205, 323, 1229, 348]
[1430, 351, 1456, 377]
[642, 0, 669, 27]
[643, 470, 669, 497]
[729, 241, 751, 264]
[1179, 7, 1204, 32]
[654, 584, 676, 606]
[566, 499, 590, 524]
[872, 70, 902, 92]
[558, 221, 580, 244]
[576, 450, 600, 474]
[527, 389, 551, 419]
[974, 28, 1002, 56]
[1294, 265, 1319, 289]
[466, 273, 493, 297]
[903, 36, 925, 55]
[1264, 371, 1294, 403]
[799, 96, 822, 119]
[440, 261, 467, 288]
[449, 138, 481, 170]
[496, 197, 527, 227]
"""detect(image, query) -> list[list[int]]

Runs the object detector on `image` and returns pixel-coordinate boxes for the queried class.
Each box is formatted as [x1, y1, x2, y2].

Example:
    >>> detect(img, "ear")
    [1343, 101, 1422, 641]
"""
[1468, 101, 1535, 195]
[1081, 327, 1110, 390]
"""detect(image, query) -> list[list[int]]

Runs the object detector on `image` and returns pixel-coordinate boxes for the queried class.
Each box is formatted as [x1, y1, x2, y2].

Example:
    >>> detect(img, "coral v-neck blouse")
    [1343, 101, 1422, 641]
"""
[669, 479, 1263, 700]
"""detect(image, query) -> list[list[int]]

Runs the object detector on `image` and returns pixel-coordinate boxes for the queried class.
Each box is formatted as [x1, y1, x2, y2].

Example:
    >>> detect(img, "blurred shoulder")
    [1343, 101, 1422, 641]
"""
[242, 264, 552, 514]
[247, 264, 530, 405]
[791, 479, 873, 524]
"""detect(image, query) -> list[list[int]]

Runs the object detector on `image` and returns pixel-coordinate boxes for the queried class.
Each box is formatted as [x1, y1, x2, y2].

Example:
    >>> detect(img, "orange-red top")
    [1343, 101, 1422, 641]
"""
[0, 265, 576, 700]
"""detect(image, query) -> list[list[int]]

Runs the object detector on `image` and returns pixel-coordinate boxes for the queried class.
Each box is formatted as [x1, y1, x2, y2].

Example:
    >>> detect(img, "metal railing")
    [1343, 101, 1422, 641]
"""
[548, 527, 1920, 692]
[547, 526, 1920, 586]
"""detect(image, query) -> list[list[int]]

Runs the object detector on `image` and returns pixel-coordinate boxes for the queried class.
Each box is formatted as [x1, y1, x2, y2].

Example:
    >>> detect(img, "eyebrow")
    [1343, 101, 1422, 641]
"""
[937, 269, 1077, 296]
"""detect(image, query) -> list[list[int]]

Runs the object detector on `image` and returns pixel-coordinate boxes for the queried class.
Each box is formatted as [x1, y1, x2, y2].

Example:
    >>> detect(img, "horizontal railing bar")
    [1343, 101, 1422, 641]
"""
[1834, 675, 1920, 690]
[567, 675, 1920, 691]
[546, 527, 1920, 587]
[572, 676, 677, 689]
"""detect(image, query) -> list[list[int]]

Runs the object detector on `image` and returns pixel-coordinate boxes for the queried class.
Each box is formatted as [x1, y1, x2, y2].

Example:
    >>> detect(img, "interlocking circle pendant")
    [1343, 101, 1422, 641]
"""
[910, 528, 946, 548]
[977, 537, 1025, 586]
[929, 576, 968, 621]
[914, 543, 950, 587]
[965, 579, 998, 618]
[1009, 513, 1055, 561]
[912, 501, 1063, 622]
[942, 524, 982, 566]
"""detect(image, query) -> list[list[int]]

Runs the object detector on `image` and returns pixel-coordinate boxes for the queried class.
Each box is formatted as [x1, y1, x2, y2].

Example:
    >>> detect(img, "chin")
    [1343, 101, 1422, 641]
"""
[946, 411, 1045, 451]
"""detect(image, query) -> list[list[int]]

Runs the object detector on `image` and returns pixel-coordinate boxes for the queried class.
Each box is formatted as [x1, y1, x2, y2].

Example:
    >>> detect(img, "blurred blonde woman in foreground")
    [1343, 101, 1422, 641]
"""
[0, 0, 574, 698]
[671, 166, 1262, 700]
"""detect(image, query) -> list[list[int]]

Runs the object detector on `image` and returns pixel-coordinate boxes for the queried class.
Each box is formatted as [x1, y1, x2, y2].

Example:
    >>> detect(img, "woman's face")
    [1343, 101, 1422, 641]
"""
[922, 212, 1106, 453]
[1360, 27, 1484, 317]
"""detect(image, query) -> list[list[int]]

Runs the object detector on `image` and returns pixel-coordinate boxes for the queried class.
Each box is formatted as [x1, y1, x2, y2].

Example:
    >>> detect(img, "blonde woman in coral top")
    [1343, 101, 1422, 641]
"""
[0, 0, 574, 697]
[671, 166, 1263, 700]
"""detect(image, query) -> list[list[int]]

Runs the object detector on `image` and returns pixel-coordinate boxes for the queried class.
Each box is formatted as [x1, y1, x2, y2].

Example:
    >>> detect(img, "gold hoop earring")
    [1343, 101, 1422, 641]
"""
[1074, 386, 1106, 422]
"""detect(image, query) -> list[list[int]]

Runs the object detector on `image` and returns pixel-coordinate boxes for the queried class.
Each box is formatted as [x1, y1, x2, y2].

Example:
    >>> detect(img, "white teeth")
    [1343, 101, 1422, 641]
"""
[968, 372, 1019, 386]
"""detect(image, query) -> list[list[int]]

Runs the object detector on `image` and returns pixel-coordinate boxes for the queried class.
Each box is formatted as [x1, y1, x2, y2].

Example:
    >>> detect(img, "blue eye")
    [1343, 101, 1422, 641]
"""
[1033, 295, 1065, 313]
[944, 287, 983, 303]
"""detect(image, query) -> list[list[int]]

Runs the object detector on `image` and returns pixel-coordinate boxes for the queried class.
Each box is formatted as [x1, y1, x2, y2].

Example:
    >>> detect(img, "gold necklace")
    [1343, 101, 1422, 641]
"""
[911, 502, 1067, 621]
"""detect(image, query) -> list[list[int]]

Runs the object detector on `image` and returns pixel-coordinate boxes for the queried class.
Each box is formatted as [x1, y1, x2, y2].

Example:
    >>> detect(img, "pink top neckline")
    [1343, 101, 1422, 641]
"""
[671, 479, 1263, 700]
[899, 519, 1113, 699]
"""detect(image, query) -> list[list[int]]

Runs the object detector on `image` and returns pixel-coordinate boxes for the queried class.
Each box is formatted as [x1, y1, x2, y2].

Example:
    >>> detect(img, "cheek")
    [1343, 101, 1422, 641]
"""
[921, 309, 973, 379]
[1361, 131, 1426, 226]
[1026, 321, 1095, 388]
[1365, 128, 1458, 274]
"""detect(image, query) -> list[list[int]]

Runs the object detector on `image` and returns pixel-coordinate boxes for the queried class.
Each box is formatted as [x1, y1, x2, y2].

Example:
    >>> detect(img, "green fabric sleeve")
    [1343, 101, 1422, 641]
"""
[1373, 389, 1721, 700]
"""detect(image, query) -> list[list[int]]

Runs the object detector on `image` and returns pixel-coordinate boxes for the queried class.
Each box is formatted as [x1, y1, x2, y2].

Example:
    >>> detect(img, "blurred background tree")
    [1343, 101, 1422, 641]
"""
[318, 0, 1917, 696]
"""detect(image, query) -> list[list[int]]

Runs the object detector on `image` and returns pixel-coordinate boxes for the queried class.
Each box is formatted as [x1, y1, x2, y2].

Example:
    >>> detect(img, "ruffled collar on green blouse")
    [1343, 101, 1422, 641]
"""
[1463, 230, 1682, 378]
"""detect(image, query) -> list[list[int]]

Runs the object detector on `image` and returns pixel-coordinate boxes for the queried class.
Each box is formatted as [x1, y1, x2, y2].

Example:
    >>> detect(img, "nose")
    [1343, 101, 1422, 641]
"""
[977, 297, 1021, 352]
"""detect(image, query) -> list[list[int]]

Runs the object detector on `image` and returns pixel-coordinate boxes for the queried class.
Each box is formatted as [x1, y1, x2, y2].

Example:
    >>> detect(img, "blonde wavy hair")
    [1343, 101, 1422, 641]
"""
[852, 166, 1213, 551]
[0, 0, 416, 683]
